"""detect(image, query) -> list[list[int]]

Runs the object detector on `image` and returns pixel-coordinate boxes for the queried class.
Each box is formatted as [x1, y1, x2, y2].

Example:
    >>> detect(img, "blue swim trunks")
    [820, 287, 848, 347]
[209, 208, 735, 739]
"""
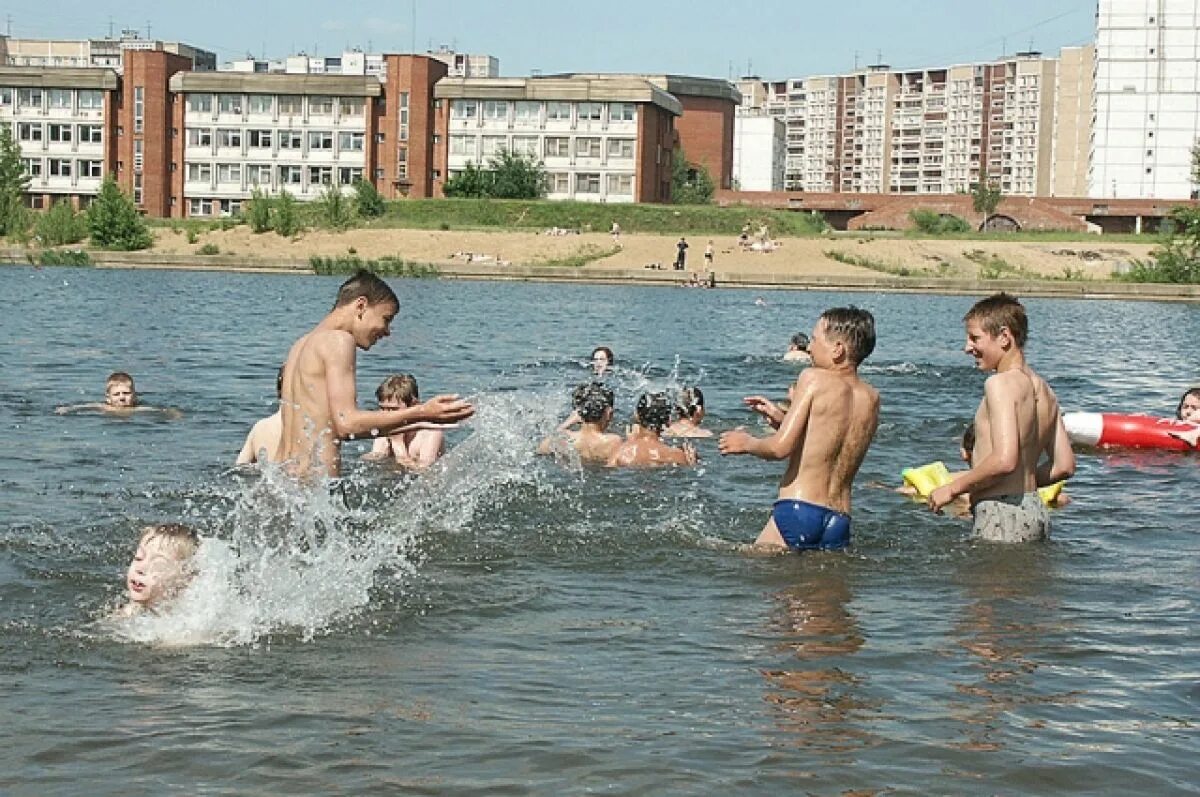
[771, 499, 851, 551]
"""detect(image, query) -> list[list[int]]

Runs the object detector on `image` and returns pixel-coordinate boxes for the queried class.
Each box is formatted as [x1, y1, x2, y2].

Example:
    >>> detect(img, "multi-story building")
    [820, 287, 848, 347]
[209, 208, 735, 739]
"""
[1, 31, 215, 72]
[434, 75, 680, 203]
[732, 110, 785, 191]
[1052, 45, 1095, 197]
[0, 66, 116, 209]
[1091, 0, 1200, 199]
[427, 46, 500, 79]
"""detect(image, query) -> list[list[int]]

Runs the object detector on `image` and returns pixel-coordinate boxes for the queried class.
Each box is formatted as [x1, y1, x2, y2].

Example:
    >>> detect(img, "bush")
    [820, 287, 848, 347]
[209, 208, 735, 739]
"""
[245, 188, 273, 233]
[0, 124, 30, 239]
[909, 209, 972, 235]
[35, 200, 88, 246]
[353, 179, 385, 218]
[198, 242, 220, 255]
[316, 184, 353, 230]
[186, 228, 199, 244]
[87, 176, 152, 250]
[309, 254, 439, 278]
[34, 248, 92, 266]
[442, 150, 547, 199]
[671, 150, 715, 205]
[273, 190, 301, 237]
[1120, 205, 1200, 283]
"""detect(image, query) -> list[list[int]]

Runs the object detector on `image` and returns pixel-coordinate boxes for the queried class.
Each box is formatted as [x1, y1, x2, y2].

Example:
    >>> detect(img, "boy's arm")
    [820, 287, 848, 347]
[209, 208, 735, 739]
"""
[720, 373, 814, 460]
[235, 427, 258, 465]
[931, 378, 1018, 509]
[362, 436, 392, 461]
[1036, 413, 1076, 486]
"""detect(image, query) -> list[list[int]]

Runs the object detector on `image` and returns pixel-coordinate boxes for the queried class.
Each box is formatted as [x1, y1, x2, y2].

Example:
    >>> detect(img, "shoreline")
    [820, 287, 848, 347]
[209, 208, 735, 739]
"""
[4, 248, 1199, 302]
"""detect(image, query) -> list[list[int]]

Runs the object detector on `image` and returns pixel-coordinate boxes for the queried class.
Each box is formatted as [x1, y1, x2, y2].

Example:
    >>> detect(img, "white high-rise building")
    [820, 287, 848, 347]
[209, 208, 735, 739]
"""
[1091, 0, 1200, 198]
[733, 111, 785, 191]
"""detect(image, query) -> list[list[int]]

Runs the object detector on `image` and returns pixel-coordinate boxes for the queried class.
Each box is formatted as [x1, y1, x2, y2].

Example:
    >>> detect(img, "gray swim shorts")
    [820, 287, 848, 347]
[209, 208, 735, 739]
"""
[971, 493, 1050, 543]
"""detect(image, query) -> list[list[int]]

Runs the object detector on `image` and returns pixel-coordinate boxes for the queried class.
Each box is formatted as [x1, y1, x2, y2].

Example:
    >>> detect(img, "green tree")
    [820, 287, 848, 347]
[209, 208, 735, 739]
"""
[316, 184, 353, 229]
[87, 176, 152, 250]
[1190, 141, 1200, 198]
[244, 187, 273, 233]
[1124, 205, 1200, 283]
[442, 161, 491, 198]
[35, 199, 88, 246]
[0, 124, 30, 238]
[353, 179, 385, 218]
[970, 179, 1003, 217]
[671, 150, 714, 205]
[272, 189, 300, 237]
[442, 150, 546, 199]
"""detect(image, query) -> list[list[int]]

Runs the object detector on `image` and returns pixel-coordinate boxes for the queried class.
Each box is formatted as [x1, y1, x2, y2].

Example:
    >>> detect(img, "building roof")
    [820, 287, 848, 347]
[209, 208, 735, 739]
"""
[547, 73, 741, 104]
[434, 75, 683, 115]
[0, 66, 118, 89]
[169, 72, 383, 96]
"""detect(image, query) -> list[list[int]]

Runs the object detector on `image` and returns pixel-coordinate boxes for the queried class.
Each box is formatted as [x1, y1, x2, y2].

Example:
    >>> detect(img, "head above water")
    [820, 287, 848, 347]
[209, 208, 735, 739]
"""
[105, 371, 137, 407]
[573, 381, 615, 423]
[789, 332, 810, 353]
[675, 386, 705, 420]
[963, 292, 1028, 349]
[591, 346, 615, 374]
[376, 374, 419, 408]
[817, 307, 876, 365]
[333, 270, 399, 311]
[636, 392, 673, 432]
[1177, 387, 1200, 422]
[126, 523, 200, 609]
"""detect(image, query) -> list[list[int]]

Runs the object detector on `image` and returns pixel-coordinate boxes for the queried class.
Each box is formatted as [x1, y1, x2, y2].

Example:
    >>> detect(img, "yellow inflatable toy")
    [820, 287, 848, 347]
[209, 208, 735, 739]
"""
[902, 461, 1065, 508]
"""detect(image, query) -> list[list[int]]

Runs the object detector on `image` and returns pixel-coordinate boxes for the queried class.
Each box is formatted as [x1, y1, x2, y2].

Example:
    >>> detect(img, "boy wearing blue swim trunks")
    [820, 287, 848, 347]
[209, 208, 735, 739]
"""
[719, 307, 881, 552]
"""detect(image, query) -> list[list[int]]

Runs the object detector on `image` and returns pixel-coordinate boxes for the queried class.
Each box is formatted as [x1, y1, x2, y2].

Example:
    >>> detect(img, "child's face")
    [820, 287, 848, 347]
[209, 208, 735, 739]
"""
[126, 534, 189, 607]
[106, 381, 136, 408]
[1180, 394, 1200, 423]
[963, 320, 1005, 371]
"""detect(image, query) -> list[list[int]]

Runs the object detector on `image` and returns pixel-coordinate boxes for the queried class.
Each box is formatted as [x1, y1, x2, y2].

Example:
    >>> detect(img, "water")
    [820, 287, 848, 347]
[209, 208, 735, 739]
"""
[1, 266, 1197, 794]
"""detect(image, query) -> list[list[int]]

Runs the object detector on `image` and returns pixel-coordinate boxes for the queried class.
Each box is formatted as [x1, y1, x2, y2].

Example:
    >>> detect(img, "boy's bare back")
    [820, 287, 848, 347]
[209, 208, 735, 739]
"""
[276, 328, 349, 475]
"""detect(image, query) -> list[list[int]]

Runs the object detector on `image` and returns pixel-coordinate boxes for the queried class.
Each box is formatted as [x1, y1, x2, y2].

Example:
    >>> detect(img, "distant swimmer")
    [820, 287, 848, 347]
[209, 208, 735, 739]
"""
[608, 392, 698, 468]
[275, 270, 474, 478]
[783, 332, 811, 364]
[55, 371, 182, 418]
[1169, 386, 1200, 448]
[927, 294, 1075, 542]
[235, 366, 284, 465]
[538, 382, 622, 463]
[364, 374, 449, 469]
[664, 386, 713, 439]
[116, 523, 200, 617]
[720, 307, 880, 552]
[591, 345, 615, 378]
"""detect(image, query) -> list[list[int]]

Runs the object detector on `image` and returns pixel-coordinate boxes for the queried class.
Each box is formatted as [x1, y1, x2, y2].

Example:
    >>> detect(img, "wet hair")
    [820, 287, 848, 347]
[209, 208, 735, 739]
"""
[376, 374, 419, 406]
[635, 392, 673, 432]
[1176, 387, 1200, 420]
[675, 386, 705, 420]
[789, 332, 810, 352]
[820, 306, 876, 364]
[962, 422, 976, 454]
[591, 346, 615, 366]
[963, 292, 1028, 348]
[572, 382, 615, 423]
[106, 371, 134, 390]
[275, 364, 285, 399]
[333, 269, 399, 310]
[138, 523, 199, 563]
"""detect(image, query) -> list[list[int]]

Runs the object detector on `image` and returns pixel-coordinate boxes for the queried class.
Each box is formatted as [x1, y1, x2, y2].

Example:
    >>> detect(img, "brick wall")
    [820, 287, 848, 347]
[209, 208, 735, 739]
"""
[673, 94, 735, 190]
[118, 49, 192, 217]
[378, 55, 447, 199]
[636, 104, 675, 203]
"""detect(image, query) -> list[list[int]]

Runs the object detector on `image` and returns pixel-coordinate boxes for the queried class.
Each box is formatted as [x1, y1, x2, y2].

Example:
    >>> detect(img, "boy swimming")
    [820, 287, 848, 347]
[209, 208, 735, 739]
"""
[118, 524, 200, 615]
[56, 372, 181, 417]
[365, 374, 449, 469]
[608, 392, 698, 468]
[539, 382, 623, 463]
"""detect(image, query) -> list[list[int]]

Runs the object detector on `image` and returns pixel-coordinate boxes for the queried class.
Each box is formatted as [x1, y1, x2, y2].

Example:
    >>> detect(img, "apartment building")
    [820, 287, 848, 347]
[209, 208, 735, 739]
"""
[0, 66, 116, 209]
[1091, 0, 1200, 199]
[732, 110, 785, 191]
[1, 32, 215, 71]
[427, 46, 500, 78]
[1052, 45, 1095, 197]
[434, 75, 680, 203]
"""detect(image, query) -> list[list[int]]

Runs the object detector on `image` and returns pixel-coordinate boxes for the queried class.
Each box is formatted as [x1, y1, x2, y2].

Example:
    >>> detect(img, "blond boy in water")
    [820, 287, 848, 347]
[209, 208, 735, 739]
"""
[118, 524, 200, 616]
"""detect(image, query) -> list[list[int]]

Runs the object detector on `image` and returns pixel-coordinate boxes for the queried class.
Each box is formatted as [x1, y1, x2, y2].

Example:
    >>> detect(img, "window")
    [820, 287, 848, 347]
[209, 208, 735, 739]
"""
[607, 138, 635, 159]
[77, 124, 103, 144]
[247, 129, 273, 148]
[278, 165, 302, 185]
[187, 128, 213, 147]
[48, 89, 72, 109]
[576, 137, 601, 158]
[450, 135, 475, 156]
[307, 166, 333, 186]
[578, 102, 602, 122]
[278, 95, 303, 115]
[482, 100, 507, 121]
[546, 102, 571, 122]
[451, 100, 478, 119]
[133, 173, 142, 205]
[218, 94, 243, 114]
[21, 158, 43, 177]
[338, 167, 363, 185]
[187, 163, 212, 182]
[338, 131, 364, 151]
[279, 130, 303, 149]
[247, 164, 272, 186]
[340, 97, 364, 117]
[309, 95, 334, 116]
[189, 198, 214, 216]
[216, 128, 242, 148]
[134, 140, 143, 171]
[217, 163, 242, 184]
[248, 95, 273, 115]
[17, 88, 43, 108]
[398, 91, 409, 141]
[481, 136, 507, 156]
[187, 94, 212, 113]
[511, 136, 538, 158]
[514, 101, 540, 125]
[17, 122, 43, 142]
[607, 173, 633, 195]
[48, 159, 72, 178]
[78, 90, 103, 109]
[576, 173, 601, 194]
[548, 172, 570, 193]
[48, 124, 73, 143]
[79, 160, 103, 178]
[0, 88, 11, 106]
[544, 137, 569, 157]
[308, 130, 334, 150]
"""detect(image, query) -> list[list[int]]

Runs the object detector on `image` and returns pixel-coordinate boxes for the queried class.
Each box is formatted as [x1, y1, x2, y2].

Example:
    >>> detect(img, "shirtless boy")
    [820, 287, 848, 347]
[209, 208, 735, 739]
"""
[538, 382, 622, 463]
[928, 293, 1075, 542]
[236, 366, 284, 465]
[56, 372, 182, 417]
[608, 392, 697, 468]
[665, 386, 713, 439]
[275, 270, 474, 478]
[719, 307, 880, 552]
[118, 523, 200, 616]
[365, 374, 448, 469]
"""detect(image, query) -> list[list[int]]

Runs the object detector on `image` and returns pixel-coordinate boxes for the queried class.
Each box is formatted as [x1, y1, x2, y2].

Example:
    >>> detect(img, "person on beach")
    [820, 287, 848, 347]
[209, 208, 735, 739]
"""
[55, 372, 182, 417]
[117, 523, 200, 616]
[275, 270, 474, 478]
[364, 374, 447, 469]
[665, 386, 713, 439]
[608, 392, 698, 468]
[674, 238, 689, 270]
[719, 307, 880, 552]
[236, 366, 284, 465]
[610, 221, 622, 247]
[704, 240, 714, 269]
[783, 333, 812, 364]
[539, 382, 622, 463]
[927, 294, 1075, 542]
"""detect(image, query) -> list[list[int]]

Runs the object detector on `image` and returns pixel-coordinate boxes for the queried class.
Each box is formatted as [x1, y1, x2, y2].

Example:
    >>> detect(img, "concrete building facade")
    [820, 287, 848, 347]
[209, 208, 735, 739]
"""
[732, 111, 785, 191]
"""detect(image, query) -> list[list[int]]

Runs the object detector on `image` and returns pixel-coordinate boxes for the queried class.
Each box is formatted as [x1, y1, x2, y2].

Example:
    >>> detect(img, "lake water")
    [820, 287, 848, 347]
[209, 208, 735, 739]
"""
[1, 266, 1197, 795]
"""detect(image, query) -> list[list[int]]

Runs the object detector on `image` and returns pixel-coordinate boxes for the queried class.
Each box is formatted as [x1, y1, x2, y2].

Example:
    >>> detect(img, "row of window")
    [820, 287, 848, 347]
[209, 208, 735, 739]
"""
[185, 127, 365, 152]
[185, 93, 365, 117]
[448, 135, 636, 160]
[0, 88, 105, 111]
[546, 172, 634, 195]
[12, 122, 104, 144]
[184, 163, 364, 188]
[21, 157, 104, 179]
[451, 100, 637, 124]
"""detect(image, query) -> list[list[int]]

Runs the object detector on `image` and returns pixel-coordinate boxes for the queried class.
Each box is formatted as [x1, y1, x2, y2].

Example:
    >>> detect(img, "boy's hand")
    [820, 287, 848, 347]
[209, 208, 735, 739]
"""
[743, 395, 784, 428]
[419, 395, 475, 425]
[928, 485, 954, 513]
[719, 428, 752, 456]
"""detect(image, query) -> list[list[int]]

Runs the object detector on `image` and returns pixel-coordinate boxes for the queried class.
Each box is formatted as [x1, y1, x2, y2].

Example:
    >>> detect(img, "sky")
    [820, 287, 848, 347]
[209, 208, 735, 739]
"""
[4, 0, 1099, 79]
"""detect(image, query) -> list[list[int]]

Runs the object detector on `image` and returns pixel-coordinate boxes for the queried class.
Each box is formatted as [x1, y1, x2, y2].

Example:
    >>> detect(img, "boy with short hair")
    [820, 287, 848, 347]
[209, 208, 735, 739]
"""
[783, 332, 811, 363]
[720, 307, 880, 552]
[275, 270, 473, 478]
[56, 372, 181, 417]
[928, 293, 1075, 542]
[608, 392, 698, 468]
[539, 382, 622, 463]
[119, 524, 200, 615]
[665, 386, 712, 438]
[365, 374, 448, 469]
